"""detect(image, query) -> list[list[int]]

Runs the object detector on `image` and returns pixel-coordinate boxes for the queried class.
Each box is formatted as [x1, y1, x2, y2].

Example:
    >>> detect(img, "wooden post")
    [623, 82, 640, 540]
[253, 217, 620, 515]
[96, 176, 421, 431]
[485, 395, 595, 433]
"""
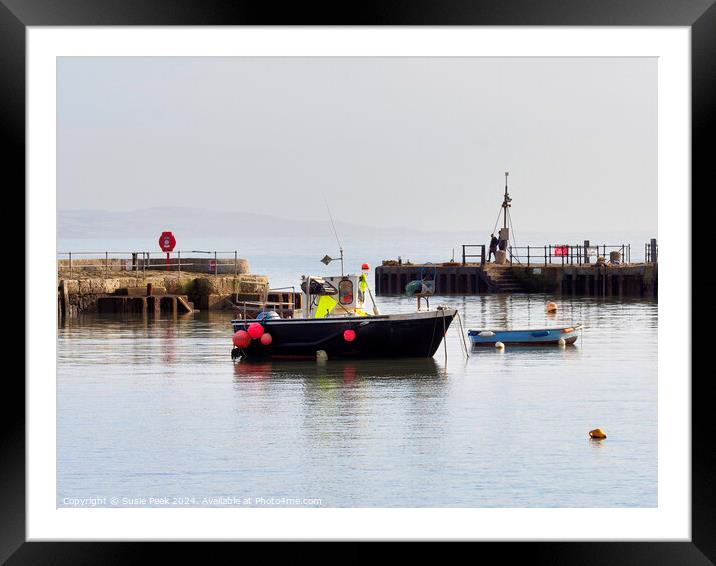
[59, 279, 69, 320]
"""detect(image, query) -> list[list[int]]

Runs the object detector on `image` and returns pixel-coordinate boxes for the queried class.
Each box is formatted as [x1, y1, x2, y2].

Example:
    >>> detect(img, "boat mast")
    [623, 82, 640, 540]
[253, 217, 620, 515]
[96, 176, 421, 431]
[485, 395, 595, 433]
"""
[502, 171, 510, 230]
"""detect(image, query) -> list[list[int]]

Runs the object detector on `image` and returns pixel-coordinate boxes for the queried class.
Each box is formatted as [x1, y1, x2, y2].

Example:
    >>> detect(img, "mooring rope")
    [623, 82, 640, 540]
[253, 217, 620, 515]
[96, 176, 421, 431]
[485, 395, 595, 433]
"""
[442, 308, 448, 366]
[455, 310, 470, 359]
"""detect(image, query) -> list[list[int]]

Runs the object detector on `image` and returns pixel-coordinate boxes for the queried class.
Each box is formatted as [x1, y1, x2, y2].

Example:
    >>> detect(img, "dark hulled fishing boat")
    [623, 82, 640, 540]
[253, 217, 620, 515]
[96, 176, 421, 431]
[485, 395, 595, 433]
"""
[231, 267, 456, 361]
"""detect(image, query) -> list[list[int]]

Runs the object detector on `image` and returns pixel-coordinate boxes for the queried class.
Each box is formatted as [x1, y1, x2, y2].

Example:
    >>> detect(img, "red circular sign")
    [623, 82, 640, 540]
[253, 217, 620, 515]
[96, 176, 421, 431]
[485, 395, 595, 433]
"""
[159, 231, 176, 252]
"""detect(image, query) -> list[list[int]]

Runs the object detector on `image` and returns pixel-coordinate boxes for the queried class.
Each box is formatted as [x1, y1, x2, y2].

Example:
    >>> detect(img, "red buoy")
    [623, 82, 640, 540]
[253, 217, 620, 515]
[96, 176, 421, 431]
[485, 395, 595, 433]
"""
[343, 329, 356, 342]
[232, 330, 251, 349]
[260, 333, 273, 346]
[361, 263, 370, 271]
[247, 322, 264, 339]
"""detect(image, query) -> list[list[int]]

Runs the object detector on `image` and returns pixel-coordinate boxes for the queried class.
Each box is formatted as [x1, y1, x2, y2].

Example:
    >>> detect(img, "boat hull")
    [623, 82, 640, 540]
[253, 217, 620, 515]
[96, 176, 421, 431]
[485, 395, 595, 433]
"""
[232, 309, 456, 360]
[468, 326, 580, 346]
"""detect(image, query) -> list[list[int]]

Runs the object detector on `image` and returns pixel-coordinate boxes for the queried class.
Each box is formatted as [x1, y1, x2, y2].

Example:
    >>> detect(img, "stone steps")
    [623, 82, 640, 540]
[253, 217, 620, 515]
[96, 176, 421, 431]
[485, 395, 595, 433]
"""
[482, 267, 526, 292]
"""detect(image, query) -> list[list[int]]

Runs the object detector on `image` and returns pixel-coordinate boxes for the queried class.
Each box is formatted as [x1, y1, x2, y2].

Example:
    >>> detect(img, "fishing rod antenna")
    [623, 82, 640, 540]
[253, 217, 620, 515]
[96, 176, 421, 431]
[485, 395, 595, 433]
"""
[323, 195, 344, 275]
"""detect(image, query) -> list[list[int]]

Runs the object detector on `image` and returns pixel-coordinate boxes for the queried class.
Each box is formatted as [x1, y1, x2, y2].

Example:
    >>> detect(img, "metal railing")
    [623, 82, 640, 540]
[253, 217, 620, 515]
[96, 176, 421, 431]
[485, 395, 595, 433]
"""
[644, 241, 658, 263]
[57, 250, 245, 279]
[461, 244, 486, 265]
[506, 244, 631, 266]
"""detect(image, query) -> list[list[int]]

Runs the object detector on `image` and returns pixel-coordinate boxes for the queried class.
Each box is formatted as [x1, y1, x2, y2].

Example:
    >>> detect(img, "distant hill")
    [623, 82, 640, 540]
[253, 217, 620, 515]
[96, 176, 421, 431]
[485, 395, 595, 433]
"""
[58, 208, 654, 255]
[58, 207, 430, 239]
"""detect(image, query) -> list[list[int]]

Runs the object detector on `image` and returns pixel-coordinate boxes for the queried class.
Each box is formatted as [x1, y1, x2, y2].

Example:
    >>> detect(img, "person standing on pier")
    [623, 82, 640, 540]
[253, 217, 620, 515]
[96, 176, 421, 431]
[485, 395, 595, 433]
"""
[488, 234, 498, 262]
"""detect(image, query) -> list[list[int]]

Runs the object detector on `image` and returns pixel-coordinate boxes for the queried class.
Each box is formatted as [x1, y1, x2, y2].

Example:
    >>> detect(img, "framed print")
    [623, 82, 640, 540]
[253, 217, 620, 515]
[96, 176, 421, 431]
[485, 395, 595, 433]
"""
[5, 0, 713, 561]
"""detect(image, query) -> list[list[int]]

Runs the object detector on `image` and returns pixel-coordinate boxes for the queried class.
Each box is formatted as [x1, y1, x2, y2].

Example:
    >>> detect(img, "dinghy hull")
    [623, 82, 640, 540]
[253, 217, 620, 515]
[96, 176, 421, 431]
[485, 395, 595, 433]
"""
[468, 325, 581, 346]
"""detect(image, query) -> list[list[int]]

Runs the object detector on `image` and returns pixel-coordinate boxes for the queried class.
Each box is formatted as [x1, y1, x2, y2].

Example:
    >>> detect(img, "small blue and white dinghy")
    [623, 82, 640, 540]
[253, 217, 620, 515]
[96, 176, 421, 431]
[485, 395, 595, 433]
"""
[468, 324, 582, 346]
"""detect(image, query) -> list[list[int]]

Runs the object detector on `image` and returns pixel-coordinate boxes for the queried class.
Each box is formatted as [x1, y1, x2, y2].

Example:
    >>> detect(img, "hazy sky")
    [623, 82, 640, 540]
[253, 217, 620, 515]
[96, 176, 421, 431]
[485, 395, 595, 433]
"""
[58, 57, 657, 233]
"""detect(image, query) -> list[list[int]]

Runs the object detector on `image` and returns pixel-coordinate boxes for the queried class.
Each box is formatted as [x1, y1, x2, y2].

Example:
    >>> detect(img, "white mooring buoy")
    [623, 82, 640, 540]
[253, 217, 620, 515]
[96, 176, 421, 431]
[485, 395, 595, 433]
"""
[495, 341, 505, 350]
[558, 337, 566, 347]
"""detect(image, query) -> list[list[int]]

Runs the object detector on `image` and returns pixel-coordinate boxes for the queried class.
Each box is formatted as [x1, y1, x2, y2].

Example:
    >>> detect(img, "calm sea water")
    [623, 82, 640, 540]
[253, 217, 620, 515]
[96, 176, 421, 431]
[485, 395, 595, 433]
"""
[57, 293, 657, 508]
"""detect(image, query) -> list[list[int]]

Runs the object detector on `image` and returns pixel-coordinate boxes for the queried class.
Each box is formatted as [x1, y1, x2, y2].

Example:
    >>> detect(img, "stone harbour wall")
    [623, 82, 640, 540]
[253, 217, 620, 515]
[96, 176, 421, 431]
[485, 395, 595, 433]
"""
[58, 272, 270, 316]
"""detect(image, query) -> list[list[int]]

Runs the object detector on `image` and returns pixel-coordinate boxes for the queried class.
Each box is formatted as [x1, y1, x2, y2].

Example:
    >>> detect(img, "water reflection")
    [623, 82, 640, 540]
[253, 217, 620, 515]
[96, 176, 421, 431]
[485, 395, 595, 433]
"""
[233, 357, 442, 383]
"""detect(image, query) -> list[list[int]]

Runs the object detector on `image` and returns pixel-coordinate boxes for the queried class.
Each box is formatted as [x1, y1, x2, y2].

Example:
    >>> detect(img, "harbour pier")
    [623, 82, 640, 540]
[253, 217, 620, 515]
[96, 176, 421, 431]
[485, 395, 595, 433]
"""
[375, 241, 658, 298]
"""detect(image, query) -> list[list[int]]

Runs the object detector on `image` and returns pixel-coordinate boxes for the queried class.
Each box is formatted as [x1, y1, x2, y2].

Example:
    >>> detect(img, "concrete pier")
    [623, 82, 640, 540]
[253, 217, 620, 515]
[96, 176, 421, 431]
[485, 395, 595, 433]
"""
[57, 270, 271, 318]
[375, 262, 657, 298]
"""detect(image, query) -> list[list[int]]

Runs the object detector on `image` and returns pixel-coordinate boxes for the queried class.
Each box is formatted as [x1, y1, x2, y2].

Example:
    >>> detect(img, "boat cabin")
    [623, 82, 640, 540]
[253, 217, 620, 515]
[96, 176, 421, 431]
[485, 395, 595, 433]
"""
[298, 273, 371, 318]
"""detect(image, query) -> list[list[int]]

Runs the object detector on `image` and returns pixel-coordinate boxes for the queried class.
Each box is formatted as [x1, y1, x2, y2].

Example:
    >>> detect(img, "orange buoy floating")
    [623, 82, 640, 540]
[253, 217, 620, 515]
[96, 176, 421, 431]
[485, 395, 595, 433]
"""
[546, 302, 558, 313]
[247, 322, 264, 339]
[589, 428, 607, 439]
[232, 330, 251, 349]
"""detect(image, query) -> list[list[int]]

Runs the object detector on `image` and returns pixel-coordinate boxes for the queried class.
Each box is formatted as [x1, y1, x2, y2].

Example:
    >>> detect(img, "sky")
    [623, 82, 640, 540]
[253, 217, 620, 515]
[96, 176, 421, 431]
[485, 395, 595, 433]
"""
[57, 56, 657, 234]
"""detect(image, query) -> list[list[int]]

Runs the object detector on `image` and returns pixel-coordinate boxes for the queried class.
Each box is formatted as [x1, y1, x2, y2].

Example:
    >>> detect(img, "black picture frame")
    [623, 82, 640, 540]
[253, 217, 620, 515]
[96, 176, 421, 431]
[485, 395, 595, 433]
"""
[5, 0, 712, 561]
